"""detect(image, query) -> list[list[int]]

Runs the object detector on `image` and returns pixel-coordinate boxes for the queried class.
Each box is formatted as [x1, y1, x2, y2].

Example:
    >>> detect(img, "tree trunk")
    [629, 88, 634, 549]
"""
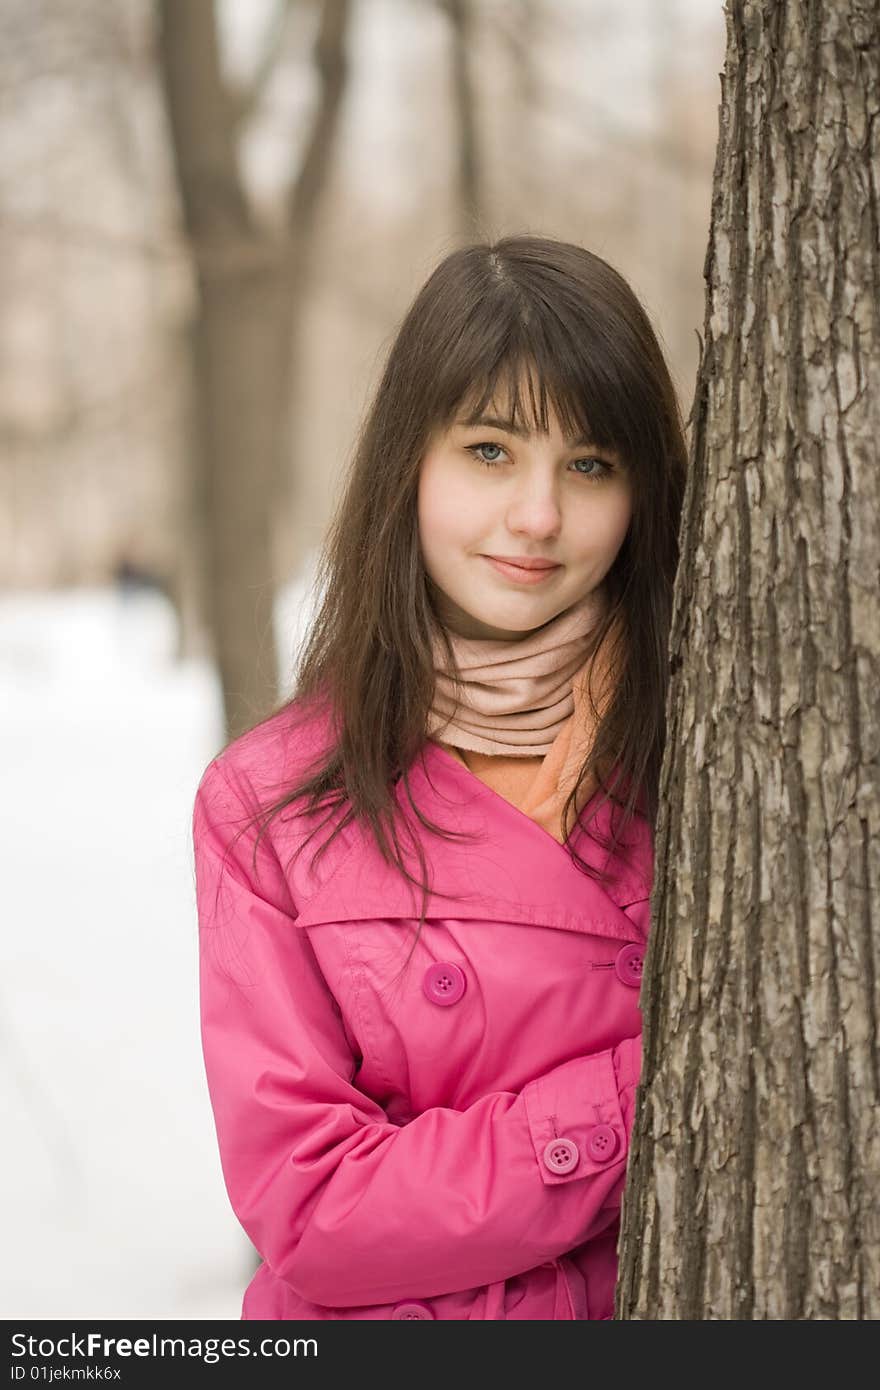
[617, 0, 879, 1320]
[193, 251, 296, 734]
[157, 0, 350, 740]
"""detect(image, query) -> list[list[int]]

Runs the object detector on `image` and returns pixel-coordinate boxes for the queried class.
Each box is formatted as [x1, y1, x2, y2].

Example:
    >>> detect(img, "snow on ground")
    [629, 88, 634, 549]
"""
[0, 575, 317, 1320]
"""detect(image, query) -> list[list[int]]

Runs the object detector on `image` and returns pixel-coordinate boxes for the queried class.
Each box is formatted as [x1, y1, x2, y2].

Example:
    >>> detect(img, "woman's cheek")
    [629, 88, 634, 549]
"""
[419, 461, 482, 553]
[594, 486, 633, 553]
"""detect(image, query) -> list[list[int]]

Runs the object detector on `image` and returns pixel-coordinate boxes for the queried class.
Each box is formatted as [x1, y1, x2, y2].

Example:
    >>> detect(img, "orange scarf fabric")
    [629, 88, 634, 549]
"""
[438, 610, 623, 845]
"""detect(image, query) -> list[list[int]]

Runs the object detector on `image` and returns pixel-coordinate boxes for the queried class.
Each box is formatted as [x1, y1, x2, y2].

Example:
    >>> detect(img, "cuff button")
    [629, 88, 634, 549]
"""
[542, 1137, 580, 1175]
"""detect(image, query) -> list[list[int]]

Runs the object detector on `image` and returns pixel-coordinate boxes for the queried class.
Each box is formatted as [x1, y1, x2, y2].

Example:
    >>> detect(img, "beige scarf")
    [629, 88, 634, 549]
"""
[426, 586, 624, 842]
[426, 584, 611, 756]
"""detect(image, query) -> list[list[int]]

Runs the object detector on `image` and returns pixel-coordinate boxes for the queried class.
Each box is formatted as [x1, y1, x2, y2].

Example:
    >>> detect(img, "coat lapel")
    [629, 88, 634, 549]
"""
[291, 739, 653, 944]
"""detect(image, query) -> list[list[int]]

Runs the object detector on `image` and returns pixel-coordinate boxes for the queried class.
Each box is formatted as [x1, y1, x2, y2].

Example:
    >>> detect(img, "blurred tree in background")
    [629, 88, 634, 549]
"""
[158, 0, 351, 738]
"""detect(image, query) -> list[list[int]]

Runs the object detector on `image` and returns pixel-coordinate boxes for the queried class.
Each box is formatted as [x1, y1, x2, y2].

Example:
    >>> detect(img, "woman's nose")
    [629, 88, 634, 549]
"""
[505, 487, 563, 537]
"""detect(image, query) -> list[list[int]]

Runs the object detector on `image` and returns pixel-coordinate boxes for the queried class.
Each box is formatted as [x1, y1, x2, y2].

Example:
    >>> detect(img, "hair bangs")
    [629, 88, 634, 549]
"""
[436, 299, 637, 463]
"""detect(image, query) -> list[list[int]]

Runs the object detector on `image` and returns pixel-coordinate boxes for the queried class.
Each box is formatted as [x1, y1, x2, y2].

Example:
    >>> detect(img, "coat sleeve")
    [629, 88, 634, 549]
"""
[193, 754, 643, 1310]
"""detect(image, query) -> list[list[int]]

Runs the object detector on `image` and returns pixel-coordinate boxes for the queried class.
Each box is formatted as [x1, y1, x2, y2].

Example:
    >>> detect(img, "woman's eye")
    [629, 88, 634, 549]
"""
[572, 456, 613, 481]
[469, 442, 506, 467]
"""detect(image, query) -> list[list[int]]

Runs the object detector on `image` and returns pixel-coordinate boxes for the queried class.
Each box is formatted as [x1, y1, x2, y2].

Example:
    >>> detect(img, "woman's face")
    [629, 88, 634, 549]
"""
[418, 390, 633, 640]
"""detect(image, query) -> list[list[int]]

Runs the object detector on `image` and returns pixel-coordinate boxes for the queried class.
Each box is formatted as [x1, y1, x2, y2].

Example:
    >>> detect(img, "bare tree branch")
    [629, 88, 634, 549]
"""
[156, 0, 253, 246]
[440, 0, 483, 237]
[287, 0, 351, 237]
[228, 0, 299, 132]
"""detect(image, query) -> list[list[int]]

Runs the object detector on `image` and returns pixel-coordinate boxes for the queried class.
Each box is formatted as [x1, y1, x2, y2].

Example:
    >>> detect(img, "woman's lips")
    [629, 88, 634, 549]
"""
[482, 555, 562, 585]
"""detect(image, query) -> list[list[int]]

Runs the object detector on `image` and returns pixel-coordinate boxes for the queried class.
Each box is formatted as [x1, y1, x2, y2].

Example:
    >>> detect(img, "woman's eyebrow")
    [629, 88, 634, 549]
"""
[459, 412, 600, 449]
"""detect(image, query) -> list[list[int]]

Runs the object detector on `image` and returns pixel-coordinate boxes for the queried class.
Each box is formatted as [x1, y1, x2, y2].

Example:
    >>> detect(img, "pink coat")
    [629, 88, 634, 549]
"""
[192, 699, 652, 1320]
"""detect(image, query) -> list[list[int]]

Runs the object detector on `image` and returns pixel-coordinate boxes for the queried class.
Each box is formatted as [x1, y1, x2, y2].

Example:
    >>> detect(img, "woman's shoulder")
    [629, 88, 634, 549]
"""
[197, 693, 337, 814]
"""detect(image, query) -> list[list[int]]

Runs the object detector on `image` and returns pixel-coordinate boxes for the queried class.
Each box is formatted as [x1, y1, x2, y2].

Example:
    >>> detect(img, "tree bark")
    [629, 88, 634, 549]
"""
[617, 0, 879, 1320]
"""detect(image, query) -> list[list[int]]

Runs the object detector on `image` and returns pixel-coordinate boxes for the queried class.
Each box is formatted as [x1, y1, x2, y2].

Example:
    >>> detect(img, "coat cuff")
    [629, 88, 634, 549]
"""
[522, 1045, 635, 1187]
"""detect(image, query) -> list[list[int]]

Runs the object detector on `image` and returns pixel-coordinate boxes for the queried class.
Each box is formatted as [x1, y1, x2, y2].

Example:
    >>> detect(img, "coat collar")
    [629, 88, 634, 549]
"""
[289, 738, 653, 944]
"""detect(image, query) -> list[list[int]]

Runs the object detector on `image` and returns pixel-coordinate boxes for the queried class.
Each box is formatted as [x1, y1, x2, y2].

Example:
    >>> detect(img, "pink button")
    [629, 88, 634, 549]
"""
[422, 961, 466, 1006]
[614, 943, 644, 987]
[586, 1124, 619, 1163]
[391, 1301, 435, 1320]
[542, 1137, 580, 1175]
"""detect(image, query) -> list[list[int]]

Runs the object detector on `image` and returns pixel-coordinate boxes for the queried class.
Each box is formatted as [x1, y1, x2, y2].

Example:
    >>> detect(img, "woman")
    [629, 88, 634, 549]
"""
[192, 235, 687, 1319]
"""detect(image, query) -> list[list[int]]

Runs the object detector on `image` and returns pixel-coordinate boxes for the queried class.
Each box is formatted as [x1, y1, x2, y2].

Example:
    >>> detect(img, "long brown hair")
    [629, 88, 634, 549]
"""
[222, 235, 687, 967]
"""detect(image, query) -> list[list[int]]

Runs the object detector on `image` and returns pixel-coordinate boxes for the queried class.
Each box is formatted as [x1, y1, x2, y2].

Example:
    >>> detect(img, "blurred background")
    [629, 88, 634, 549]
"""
[1, 0, 724, 1318]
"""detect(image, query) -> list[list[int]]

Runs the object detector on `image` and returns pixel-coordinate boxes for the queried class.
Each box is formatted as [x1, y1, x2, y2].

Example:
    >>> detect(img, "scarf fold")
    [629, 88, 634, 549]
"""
[425, 585, 610, 757]
[426, 587, 625, 844]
